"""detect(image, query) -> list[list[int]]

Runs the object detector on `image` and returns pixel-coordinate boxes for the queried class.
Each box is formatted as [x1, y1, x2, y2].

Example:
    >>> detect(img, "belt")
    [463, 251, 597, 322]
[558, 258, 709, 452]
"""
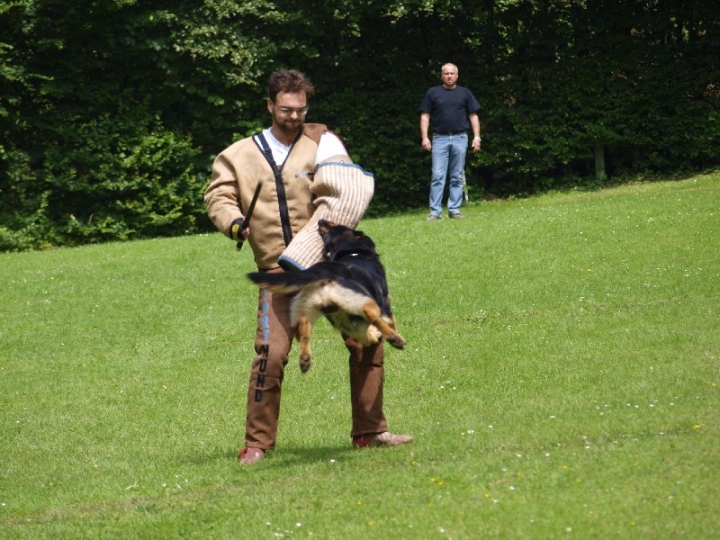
[433, 131, 466, 136]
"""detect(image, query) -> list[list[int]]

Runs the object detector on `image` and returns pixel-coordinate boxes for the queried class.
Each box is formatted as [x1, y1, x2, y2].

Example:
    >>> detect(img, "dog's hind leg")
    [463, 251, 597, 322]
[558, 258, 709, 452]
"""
[295, 315, 313, 373]
[361, 301, 406, 350]
[389, 313, 399, 332]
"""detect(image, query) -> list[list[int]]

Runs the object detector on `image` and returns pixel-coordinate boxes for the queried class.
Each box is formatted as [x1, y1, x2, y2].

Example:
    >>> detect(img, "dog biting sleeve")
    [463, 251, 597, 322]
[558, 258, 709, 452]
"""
[278, 159, 375, 271]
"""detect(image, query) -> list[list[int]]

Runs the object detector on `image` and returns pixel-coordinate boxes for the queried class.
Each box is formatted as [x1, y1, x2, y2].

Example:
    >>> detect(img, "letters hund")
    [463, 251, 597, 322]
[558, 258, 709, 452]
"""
[247, 219, 405, 373]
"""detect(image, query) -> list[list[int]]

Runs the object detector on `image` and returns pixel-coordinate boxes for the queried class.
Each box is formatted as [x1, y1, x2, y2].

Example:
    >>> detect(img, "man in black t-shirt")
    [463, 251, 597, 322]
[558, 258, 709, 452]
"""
[419, 63, 481, 220]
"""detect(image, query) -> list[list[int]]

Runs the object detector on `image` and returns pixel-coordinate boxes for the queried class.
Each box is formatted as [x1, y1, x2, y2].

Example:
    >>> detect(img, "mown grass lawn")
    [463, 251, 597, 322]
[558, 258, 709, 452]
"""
[1, 172, 718, 539]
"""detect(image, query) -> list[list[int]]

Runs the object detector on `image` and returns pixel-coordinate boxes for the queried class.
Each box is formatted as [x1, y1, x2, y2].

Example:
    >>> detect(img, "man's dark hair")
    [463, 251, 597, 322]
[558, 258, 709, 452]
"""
[268, 69, 315, 102]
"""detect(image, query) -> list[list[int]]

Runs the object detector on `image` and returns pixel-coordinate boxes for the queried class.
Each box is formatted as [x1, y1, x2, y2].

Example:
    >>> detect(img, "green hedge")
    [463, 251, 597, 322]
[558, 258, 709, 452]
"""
[1, 0, 718, 250]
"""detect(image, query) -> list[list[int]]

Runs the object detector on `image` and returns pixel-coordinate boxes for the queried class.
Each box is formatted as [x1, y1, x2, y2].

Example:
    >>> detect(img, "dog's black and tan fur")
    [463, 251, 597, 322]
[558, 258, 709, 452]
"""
[247, 219, 405, 373]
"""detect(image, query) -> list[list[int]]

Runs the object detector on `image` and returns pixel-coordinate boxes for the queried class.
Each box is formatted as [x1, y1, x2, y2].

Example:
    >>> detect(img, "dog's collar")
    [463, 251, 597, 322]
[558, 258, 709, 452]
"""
[332, 249, 373, 261]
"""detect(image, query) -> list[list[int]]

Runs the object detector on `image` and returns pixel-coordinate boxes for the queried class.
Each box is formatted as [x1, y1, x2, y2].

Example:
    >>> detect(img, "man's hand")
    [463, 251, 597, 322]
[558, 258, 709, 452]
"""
[471, 136, 482, 153]
[421, 137, 432, 151]
[231, 218, 250, 250]
[230, 218, 244, 241]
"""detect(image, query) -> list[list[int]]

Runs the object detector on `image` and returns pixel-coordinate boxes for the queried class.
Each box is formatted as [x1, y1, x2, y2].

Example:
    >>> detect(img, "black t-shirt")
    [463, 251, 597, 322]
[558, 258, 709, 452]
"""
[419, 85, 481, 134]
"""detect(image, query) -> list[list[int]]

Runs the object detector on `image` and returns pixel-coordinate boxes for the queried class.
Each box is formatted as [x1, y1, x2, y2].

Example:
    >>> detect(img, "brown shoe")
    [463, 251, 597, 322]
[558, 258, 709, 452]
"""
[352, 431, 414, 448]
[238, 447, 266, 465]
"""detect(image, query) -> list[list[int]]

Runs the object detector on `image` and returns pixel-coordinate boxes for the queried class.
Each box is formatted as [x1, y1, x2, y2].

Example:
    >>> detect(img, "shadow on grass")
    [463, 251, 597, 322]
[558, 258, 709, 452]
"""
[184, 444, 366, 468]
[274, 445, 361, 466]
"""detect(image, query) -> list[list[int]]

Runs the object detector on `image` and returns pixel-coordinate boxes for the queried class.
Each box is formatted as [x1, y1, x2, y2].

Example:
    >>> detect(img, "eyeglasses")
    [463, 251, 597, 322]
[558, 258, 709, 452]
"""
[276, 105, 309, 116]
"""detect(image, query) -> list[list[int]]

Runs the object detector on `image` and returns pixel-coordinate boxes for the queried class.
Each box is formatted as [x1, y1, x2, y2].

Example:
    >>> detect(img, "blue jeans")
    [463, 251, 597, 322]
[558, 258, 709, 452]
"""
[429, 132, 467, 217]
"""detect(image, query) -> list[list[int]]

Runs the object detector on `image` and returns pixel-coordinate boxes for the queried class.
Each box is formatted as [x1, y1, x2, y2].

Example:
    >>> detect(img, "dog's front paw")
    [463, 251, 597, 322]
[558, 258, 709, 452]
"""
[387, 333, 406, 350]
[299, 355, 312, 374]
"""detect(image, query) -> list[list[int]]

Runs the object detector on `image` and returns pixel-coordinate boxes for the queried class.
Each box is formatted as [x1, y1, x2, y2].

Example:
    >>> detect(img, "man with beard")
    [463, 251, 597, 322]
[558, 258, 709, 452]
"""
[205, 69, 413, 465]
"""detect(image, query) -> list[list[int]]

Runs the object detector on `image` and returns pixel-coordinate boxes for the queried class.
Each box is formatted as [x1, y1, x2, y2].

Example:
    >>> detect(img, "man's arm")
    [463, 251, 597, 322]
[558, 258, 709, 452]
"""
[469, 112, 481, 153]
[420, 112, 432, 151]
[205, 152, 245, 240]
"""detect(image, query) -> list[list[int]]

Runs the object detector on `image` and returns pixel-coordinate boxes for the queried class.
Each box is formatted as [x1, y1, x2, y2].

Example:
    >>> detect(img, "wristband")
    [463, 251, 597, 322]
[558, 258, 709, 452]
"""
[473, 136, 481, 142]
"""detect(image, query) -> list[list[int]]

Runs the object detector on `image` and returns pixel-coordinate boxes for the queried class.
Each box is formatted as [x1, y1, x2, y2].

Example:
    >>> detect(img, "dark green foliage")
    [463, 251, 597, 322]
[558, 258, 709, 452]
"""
[0, 0, 273, 250]
[43, 110, 206, 245]
[1, 0, 719, 250]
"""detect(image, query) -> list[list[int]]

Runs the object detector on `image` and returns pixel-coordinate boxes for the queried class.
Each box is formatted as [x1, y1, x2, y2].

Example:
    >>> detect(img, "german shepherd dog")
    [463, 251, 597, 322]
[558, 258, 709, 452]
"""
[247, 219, 406, 373]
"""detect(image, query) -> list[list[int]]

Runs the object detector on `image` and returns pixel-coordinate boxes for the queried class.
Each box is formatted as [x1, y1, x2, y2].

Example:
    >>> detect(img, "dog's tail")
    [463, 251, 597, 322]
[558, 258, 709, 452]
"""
[247, 271, 323, 294]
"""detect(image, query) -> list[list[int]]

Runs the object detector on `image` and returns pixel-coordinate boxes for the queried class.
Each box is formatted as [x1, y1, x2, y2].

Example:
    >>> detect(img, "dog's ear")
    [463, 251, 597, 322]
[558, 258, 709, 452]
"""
[321, 226, 337, 260]
[356, 234, 376, 251]
[317, 219, 336, 238]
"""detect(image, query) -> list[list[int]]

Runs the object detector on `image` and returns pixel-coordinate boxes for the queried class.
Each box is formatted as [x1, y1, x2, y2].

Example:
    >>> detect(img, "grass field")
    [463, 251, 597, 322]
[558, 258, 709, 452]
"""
[1, 172, 719, 539]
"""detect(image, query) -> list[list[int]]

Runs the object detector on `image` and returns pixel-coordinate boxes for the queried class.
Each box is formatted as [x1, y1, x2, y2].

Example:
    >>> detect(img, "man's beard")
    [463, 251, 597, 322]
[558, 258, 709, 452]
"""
[274, 114, 303, 137]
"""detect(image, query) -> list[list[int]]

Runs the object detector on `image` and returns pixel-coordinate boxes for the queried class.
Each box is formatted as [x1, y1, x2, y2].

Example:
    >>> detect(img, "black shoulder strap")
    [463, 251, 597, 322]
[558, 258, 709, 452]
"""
[254, 132, 279, 172]
[252, 131, 294, 246]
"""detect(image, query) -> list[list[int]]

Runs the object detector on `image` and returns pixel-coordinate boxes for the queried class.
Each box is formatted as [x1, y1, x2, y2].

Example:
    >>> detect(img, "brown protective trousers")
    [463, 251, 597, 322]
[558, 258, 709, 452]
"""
[244, 273, 388, 450]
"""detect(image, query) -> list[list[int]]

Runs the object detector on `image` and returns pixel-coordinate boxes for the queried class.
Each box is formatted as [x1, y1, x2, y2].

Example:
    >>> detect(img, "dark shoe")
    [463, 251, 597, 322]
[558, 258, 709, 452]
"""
[449, 213, 465, 219]
[353, 431, 414, 448]
[238, 447, 266, 465]
[426, 214, 442, 221]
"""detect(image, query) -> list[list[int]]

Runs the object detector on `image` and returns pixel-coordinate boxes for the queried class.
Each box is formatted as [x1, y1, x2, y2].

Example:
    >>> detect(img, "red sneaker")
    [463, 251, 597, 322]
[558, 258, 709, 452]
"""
[238, 447, 266, 465]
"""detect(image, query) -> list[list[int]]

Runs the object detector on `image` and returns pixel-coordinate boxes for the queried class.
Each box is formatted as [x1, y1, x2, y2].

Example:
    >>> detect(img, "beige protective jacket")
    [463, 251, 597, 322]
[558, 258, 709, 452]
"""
[205, 124, 374, 271]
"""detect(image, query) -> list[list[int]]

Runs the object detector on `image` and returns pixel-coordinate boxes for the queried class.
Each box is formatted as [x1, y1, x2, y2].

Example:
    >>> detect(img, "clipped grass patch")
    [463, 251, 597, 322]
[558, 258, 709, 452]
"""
[1, 173, 718, 539]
